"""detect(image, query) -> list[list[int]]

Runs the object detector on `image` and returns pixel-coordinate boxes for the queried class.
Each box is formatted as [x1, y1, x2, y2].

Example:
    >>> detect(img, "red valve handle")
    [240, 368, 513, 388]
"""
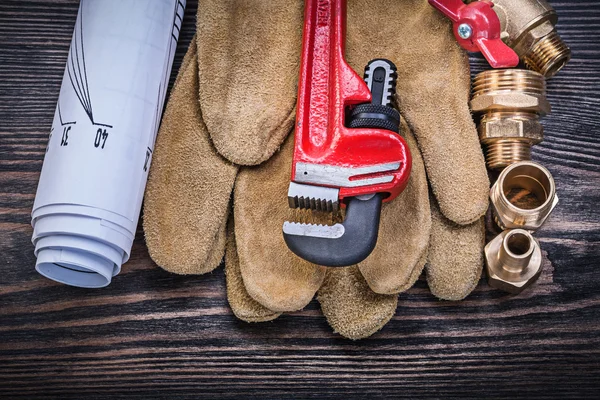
[428, 0, 519, 68]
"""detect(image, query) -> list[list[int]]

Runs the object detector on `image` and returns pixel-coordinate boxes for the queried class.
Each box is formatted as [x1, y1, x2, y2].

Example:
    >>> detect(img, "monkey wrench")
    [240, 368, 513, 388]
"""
[282, 0, 412, 267]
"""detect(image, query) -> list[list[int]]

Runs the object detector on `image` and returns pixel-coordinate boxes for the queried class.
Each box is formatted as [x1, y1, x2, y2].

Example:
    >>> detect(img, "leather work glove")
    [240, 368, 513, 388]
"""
[143, 0, 490, 339]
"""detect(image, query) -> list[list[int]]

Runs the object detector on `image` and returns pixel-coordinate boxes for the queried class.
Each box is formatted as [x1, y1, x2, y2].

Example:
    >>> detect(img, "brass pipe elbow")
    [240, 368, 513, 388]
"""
[490, 161, 558, 231]
[468, 0, 571, 77]
[471, 69, 550, 170]
[485, 229, 543, 294]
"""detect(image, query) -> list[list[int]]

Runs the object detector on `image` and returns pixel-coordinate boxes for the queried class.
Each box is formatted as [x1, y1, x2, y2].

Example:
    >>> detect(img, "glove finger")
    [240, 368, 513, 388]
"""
[234, 133, 327, 312]
[317, 266, 398, 340]
[358, 118, 431, 295]
[197, 0, 303, 166]
[426, 199, 485, 301]
[144, 38, 238, 274]
[225, 220, 281, 323]
[347, 0, 489, 225]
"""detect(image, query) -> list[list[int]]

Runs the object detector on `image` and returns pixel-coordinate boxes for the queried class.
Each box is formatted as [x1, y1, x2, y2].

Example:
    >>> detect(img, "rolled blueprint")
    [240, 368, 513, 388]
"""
[32, 0, 186, 288]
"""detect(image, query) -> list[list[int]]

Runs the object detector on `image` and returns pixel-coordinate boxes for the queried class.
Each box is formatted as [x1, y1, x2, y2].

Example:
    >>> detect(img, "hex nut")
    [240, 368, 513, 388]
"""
[479, 117, 544, 143]
[470, 92, 551, 115]
[485, 229, 543, 294]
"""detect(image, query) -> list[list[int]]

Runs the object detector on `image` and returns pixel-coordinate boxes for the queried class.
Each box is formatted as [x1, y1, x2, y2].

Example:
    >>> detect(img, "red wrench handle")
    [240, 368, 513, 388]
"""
[292, 0, 411, 203]
[295, 0, 370, 157]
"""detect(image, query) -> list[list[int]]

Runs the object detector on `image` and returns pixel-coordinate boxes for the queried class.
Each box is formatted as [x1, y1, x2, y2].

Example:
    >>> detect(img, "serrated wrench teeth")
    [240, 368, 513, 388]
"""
[282, 222, 345, 239]
[285, 182, 344, 239]
[287, 182, 340, 212]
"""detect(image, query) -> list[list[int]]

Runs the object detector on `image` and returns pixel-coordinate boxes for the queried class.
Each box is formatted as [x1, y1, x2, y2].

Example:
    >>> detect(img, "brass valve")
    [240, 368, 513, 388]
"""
[485, 229, 543, 294]
[467, 0, 571, 77]
[471, 69, 550, 170]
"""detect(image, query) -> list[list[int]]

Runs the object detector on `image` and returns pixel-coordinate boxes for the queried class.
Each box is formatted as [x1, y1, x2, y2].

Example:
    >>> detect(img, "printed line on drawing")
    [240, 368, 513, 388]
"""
[58, 104, 76, 126]
[66, 4, 113, 129]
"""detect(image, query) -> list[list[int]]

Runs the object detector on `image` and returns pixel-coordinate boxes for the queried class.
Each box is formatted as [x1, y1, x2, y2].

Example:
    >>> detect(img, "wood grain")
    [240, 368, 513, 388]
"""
[1, 0, 599, 398]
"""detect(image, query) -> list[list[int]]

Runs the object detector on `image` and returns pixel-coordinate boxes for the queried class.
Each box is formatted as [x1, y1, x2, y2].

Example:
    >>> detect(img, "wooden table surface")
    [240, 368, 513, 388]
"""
[1, 1, 599, 398]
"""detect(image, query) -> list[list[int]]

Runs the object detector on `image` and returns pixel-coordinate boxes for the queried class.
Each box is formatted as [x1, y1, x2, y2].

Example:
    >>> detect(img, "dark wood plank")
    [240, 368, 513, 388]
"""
[0, 0, 599, 398]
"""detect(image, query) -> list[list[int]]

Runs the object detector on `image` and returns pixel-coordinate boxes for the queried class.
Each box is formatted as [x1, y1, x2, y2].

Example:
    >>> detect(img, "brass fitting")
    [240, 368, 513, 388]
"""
[485, 229, 543, 294]
[490, 161, 558, 231]
[467, 0, 571, 77]
[471, 69, 550, 170]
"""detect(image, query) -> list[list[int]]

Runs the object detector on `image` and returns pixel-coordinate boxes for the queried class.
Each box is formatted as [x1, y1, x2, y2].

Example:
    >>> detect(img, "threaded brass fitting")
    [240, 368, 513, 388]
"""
[490, 161, 558, 231]
[485, 229, 543, 294]
[524, 31, 571, 78]
[471, 69, 550, 170]
[473, 0, 571, 77]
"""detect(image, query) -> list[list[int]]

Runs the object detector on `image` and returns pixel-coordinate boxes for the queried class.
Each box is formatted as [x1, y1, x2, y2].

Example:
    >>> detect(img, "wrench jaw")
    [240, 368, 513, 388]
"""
[283, 155, 408, 268]
[283, 168, 400, 267]
[283, 193, 383, 267]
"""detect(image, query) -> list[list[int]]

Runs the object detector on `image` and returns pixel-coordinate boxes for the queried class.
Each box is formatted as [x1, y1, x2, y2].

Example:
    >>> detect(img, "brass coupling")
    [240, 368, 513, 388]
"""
[485, 229, 543, 294]
[471, 69, 550, 170]
[490, 161, 558, 231]
[476, 0, 571, 77]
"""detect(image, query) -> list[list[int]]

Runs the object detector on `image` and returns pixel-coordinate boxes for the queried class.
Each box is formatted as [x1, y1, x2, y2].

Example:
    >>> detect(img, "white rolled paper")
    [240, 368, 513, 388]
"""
[32, 0, 186, 288]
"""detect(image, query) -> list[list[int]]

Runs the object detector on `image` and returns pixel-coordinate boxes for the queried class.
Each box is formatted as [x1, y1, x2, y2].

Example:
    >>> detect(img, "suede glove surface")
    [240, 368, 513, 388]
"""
[144, 0, 490, 340]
